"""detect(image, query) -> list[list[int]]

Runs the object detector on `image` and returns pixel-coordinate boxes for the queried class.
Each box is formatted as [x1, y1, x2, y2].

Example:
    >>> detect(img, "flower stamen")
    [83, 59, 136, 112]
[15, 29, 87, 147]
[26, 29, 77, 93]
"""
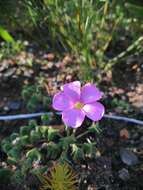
[74, 101, 84, 109]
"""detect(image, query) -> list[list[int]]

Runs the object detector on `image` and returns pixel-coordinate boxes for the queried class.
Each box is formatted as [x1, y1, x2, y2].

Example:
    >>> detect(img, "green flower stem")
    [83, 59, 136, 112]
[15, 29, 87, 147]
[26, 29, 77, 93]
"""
[76, 130, 89, 139]
[104, 36, 143, 71]
[65, 125, 70, 137]
[73, 129, 76, 136]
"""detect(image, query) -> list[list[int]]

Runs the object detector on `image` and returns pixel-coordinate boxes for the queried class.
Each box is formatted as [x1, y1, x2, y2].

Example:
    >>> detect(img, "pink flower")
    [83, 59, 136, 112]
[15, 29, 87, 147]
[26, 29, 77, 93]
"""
[52, 81, 105, 128]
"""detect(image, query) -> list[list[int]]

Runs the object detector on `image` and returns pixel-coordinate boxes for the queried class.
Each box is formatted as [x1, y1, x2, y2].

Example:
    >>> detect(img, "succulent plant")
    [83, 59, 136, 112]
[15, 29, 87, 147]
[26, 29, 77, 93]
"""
[37, 163, 78, 190]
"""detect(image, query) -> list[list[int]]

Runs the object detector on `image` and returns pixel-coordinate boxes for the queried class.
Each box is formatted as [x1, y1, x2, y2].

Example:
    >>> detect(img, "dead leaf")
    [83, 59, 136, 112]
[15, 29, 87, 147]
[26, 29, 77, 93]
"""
[120, 128, 129, 139]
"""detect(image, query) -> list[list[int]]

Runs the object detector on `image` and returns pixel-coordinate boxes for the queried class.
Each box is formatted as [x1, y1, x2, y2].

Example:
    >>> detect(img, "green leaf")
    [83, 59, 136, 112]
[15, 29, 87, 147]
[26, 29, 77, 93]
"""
[41, 113, 50, 125]
[8, 147, 21, 160]
[47, 127, 59, 141]
[30, 130, 41, 144]
[22, 87, 33, 100]
[2, 143, 12, 152]
[88, 123, 100, 133]
[28, 120, 37, 129]
[20, 126, 31, 136]
[71, 144, 84, 161]
[31, 166, 48, 175]
[12, 137, 21, 146]
[10, 133, 19, 141]
[20, 135, 30, 145]
[0, 26, 15, 43]
[7, 157, 17, 165]
[39, 126, 49, 138]
[1, 137, 10, 146]
[82, 143, 95, 158]
[46, 142, 61, 160]
[59, 135, 76, 150]
[21, 158, 33, 173]
[125, 3, 143, 19]
[43, 97, 51, 107]
[27, 101, 37, 111]
[0, 168, 12, 184]
[26, 148, 41, 161]
[126, 0, 143, 7]
[30, 94, 41, 104]
[82, 143, 92, 154]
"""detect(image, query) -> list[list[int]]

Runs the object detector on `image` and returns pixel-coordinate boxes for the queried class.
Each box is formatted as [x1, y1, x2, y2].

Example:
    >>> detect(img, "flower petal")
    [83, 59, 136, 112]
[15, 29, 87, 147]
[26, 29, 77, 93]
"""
[63, 81, 81, 101]
[62, 108, 85, 128]
[83, 102, 105, 121]
[52, 92, 74, 111]
[81, 83, 103, 104]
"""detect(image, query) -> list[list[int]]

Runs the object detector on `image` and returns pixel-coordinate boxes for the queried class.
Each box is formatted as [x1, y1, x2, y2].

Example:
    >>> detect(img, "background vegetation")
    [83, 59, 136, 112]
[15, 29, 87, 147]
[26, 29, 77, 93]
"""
[0, 0, 143, 80]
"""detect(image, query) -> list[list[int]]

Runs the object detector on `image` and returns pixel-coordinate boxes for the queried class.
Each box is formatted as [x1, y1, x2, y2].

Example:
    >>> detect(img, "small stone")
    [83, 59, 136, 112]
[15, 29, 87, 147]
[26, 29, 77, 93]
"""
[119, 168, 130, 181]
[87, 185, 96, 190]
[7, 101, 21, 111]
[23, 41, 29, 46]
[63, 55, 72, 64]
[16, 68, 22, 75]
[4, 68, 16, 78]
[95, 150, 101, 157]
[48, 62, 54, 69]
[3, 106, 10, 112]
[55, 61, 63, 68]
[41, 142, 48, 149]
[0, 64, 7, 72]
[24, 70, 33, 78]
[43, 53, 55, 61]
[66, 75, 72, 81]
[120, 148, 139, 166]
[41, 63, 49, 71]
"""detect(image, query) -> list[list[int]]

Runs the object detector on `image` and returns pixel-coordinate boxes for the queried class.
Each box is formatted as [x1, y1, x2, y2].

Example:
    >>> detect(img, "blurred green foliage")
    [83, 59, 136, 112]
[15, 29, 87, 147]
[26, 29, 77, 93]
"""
[0, 26, 15, 43]
[0, 0, 143, 80]
[0, 168, 13, 184]
[22, 77, 51, 112]
[0, 26, 24, 59]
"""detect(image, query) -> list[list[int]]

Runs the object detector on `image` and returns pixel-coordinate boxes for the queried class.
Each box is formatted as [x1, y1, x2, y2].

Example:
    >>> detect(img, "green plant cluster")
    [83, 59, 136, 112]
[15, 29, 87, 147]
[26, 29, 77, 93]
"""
[1, 117, 100, 188]
[111, 98, 130, 112]
[22, 82, 51, 112]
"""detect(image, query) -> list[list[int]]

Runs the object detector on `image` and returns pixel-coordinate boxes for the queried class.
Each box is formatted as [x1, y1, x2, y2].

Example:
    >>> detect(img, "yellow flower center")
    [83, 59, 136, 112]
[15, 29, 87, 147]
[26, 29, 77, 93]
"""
[74, 101, 84, 109]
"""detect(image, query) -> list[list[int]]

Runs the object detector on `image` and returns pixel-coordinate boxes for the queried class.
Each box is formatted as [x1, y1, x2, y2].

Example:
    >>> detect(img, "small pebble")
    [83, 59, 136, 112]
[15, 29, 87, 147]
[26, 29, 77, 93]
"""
[120, 148, 139, 166]
[119, 168, 130, 181]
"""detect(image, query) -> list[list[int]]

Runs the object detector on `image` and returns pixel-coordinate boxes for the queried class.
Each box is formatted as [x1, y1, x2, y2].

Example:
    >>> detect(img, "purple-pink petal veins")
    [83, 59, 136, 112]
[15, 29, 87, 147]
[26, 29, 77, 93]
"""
[81, 83, 103, 104]
[83, 102, 105, 121]
[62, 108, 85, 128]
[63, 81, 81, 101]
[52, 92, 74, 111]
